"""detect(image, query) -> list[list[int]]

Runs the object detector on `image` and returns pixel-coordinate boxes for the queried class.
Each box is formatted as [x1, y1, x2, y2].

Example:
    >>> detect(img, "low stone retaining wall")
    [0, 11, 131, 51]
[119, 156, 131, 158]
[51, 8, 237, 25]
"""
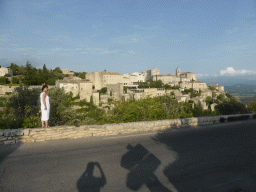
[1, 113, 255, 145]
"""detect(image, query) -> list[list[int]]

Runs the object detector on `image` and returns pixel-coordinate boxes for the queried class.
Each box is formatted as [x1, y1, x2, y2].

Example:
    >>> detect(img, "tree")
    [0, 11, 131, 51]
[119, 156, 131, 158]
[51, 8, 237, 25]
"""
[4, 74, 11, 77]
[247, 98, 256, 113]
[11, 77, 19, 84]
[124, 86, 127, 93]
[0, 77, 7, 84]
[209, 87, 215, 91]
[43, 64, 49, 79]
[192, 101, 204, 117]
[53, 67, 62, 73]
[205, 96, 213, 106]
[5, 85, 41, 128]
[90, 95, 94, 106]
[9, 63, 19, 76]
[98, 87, 107, 94]
[215, 97, 248, 115]
[22, 61, 36, 85]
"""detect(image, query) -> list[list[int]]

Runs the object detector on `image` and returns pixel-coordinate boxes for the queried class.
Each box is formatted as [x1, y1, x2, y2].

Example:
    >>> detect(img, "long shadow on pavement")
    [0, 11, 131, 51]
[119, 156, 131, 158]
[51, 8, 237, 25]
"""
[151, 120, 256, 192]
[77, 162, 106, 192]
[121, 143, 171, 192]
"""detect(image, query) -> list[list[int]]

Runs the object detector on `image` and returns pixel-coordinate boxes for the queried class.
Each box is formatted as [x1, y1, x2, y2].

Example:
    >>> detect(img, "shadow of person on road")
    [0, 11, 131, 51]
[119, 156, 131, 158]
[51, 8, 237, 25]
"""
[121, 143, 171, 192]
[77, 162, 106, 192]
[151, 120, 256, 191]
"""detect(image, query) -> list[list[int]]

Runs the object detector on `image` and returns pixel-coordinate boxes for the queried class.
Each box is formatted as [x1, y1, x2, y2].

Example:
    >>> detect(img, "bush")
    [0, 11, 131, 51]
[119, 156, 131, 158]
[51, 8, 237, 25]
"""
[253, 114, 256, 119]
[5, 85, 41, 128]
[22, 116, 40, 128]
[215, 98, 248, 115]
[4, 74, 11, 77]
[227, 116, 237, 122]
[220, 117, 226, 123]
[5, 92, 12, 95]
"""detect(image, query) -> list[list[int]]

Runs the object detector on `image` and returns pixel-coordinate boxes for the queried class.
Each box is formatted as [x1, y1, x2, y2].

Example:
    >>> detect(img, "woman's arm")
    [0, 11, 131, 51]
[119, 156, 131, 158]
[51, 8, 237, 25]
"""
[43, 93, 47, 110]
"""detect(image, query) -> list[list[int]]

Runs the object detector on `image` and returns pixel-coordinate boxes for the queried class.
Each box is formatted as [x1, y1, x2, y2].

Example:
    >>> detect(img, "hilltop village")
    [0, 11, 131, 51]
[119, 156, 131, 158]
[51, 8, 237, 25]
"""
[55, 67, 225, 111]
[0, 65, 225, 111]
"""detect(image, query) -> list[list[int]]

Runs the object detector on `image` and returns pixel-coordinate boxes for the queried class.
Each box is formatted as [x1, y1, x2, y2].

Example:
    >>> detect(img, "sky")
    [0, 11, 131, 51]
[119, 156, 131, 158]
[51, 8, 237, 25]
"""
[0, 0, 256, 83]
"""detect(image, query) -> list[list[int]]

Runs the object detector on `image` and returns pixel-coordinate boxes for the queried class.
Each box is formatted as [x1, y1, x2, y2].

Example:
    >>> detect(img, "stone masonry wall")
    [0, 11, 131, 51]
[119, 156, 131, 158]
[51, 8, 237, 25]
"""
[0, 113, 255, 145]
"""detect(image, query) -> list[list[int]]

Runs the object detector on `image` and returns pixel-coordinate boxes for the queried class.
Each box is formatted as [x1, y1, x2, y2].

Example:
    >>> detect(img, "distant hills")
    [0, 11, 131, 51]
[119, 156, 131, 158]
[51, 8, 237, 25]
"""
[197, 76, 256, 103]
[198, 75, 256, 86]
[222, 84, 256, 103]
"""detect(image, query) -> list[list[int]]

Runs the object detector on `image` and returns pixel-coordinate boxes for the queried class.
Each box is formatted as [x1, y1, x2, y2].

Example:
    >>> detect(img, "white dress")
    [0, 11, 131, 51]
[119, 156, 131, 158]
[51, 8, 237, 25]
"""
[40, 92, 50, 121]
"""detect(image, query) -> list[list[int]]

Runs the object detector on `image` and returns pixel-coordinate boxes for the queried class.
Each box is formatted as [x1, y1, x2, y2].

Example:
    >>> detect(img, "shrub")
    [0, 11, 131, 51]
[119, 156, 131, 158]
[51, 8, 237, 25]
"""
[227, 116, 237, 122]
[220, 117, 226, 123]
[5, 92, 12, 95]
[253, 114, 256, 119]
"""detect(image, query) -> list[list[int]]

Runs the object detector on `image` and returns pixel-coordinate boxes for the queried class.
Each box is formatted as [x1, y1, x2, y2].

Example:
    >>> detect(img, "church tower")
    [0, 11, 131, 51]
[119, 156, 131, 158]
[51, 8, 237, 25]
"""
[176, 67, 181, 77]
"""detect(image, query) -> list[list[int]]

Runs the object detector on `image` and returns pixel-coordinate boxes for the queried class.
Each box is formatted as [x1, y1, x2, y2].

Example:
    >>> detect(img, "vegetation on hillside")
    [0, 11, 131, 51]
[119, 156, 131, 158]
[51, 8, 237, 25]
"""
[137, 79, 179, 89]
[4, 61, 82, 85]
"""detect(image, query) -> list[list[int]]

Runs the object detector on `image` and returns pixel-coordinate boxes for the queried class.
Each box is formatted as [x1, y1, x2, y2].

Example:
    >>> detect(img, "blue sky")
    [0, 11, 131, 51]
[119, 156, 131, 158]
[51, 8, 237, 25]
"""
[0, 0, 256, 80]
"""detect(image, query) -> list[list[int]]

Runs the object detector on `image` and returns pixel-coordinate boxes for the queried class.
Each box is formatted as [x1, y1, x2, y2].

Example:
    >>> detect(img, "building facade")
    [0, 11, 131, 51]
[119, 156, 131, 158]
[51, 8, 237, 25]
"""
[62, 69, 74, 75]
[55, 76, 94, 103]
[0, 66, 13, 77]
[86, 71, 123, 90]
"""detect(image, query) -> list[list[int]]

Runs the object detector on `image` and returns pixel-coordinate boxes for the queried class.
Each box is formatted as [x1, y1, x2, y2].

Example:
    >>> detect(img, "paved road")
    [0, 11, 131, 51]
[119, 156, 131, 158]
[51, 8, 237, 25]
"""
[1, 119, 256, 192]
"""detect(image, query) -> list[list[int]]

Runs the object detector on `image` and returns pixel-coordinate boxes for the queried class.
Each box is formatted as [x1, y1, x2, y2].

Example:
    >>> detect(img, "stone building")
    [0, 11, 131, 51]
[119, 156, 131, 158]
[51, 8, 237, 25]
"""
[177, 68, 197, 82]
[123, 72, 145, 85]
[142, 68, 160, 81]
[86, 71, 123, 90]
[55, 76, 94, 103]
[152, 74, 177, 85]
[106, 83, 124, 101]
[0, 66, 13, 77]
[62, 69, 74, 75]
[149, 67, 197, 86]
[186, 81, 208, 91]
[209, 84, 225, 92]
[129, 88, 165, 100]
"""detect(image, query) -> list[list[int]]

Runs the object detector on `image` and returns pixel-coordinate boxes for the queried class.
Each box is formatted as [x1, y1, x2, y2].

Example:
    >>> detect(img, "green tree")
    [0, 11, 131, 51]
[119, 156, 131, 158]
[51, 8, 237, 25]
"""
[192, 101, 204, 117]
[217, 94, 225, 101]
[4, 74, 11, 77]
[0, 77, 7, 84]
[124, 86, 127, 93]
[205, 96, 213, 106]
[215, 97, 248, 115]
[98, 87, 107, 94]
[42, 64, 49, 80]
[47, 87, 78, 126]
[22, 61, 36, 85]
[9, 63, 19, 76]
[247, 98, 256, 113]
[5, 85, 41, 128]
[11, 77, 19, 84]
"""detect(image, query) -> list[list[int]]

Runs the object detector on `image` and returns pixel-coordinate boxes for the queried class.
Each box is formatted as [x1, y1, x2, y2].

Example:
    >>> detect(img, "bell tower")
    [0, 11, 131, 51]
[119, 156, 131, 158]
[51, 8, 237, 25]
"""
[176, 67, 181, 77]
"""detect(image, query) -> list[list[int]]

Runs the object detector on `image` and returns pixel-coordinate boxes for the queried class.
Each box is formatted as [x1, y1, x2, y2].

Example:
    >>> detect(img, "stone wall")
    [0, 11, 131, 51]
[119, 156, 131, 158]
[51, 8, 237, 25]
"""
[1, 113, 255, 145]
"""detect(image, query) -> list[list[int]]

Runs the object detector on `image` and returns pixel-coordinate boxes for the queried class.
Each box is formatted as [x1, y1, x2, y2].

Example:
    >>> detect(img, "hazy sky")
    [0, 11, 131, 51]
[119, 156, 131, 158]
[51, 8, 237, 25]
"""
[1, 0, 256, 78]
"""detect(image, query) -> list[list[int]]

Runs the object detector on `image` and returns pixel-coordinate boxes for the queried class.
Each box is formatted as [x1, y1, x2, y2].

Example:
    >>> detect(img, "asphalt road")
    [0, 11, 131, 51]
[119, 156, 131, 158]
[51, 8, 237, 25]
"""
[1, 119, 256, 192]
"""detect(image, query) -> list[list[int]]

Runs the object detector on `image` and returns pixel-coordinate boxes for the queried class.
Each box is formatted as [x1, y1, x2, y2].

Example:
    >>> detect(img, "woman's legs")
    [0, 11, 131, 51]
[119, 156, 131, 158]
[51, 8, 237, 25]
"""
[45, 120, 49, 128]
[41, 121, 45, 128]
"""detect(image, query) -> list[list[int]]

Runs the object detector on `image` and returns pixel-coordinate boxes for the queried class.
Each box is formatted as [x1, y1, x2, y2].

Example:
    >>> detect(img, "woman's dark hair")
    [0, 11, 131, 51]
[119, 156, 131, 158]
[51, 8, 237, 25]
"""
[42, 85, 48, 91]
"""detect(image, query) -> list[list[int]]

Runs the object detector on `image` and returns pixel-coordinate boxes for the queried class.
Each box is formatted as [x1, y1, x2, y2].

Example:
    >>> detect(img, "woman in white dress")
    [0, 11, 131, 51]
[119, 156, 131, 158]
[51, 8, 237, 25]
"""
[40, 85, 50, 128]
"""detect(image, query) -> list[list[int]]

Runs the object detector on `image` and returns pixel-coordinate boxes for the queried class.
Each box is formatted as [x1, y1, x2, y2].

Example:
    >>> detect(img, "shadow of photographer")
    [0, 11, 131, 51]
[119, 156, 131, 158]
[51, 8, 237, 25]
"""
[77, 162, 106, 192]
[121, 143, 171, 192]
